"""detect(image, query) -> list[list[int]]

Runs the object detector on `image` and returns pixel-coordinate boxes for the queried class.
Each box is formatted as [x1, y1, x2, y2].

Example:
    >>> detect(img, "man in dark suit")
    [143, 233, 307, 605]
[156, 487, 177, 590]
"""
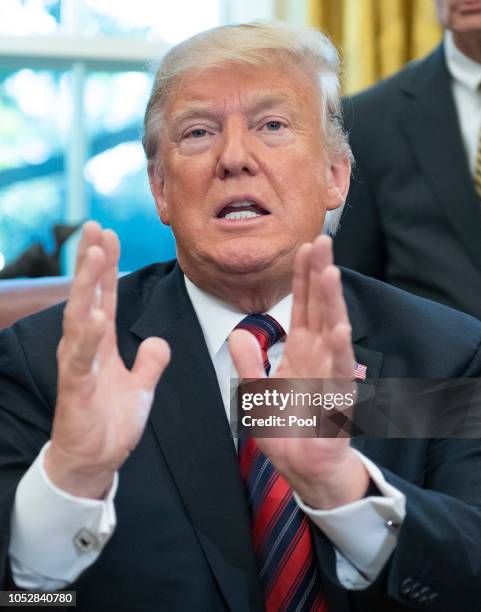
[1, 21, 481, 612]
[334, 0, 481, 320]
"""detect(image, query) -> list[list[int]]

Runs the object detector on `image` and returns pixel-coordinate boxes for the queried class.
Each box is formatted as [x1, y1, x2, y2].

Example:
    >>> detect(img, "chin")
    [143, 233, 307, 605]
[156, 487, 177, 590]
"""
[452, 12, 481, 30]
[178, 240, 296, 284]
[212, 244, 290, 276]
[215, 254, 277, 275]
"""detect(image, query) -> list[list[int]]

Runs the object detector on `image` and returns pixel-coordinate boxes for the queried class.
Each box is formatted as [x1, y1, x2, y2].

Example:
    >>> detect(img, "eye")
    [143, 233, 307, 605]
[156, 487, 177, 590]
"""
[262, 120, 285, 131]
[184, 128, 209, 139]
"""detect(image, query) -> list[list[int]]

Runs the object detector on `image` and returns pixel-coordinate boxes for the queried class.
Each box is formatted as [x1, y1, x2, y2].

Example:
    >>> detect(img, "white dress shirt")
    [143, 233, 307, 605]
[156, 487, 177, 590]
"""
[444, 30, 481, 176]
[9, 274, 405, 591]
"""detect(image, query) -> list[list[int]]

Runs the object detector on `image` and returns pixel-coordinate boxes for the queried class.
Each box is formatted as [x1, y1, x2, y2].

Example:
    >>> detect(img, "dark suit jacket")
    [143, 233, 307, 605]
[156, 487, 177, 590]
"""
[334, 43, 481, 320]
[1, 262, 481, 611]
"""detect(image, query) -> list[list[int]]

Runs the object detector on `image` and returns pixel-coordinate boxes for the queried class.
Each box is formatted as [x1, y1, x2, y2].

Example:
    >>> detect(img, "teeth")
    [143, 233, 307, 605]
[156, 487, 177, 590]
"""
[224, 210, 262, 220]
[228, 200, 256, 208]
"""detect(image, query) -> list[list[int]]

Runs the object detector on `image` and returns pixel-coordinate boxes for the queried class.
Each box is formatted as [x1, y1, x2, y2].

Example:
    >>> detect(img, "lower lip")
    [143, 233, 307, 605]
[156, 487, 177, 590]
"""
[457, 1, 481, 13]
[213, 214, 271, 229]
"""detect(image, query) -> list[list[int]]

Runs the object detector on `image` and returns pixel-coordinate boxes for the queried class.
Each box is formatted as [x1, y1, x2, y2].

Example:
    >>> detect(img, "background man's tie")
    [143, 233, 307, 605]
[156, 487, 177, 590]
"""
[236, 314, 328, 612]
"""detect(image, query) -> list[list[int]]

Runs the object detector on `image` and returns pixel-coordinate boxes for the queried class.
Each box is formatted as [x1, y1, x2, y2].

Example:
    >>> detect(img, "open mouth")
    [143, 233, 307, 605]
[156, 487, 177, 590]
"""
[217, 200, 270, 221]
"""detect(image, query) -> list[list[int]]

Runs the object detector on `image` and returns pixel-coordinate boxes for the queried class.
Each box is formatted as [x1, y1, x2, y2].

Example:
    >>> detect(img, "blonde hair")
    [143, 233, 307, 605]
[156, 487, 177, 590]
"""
[143, 21, 352, 234]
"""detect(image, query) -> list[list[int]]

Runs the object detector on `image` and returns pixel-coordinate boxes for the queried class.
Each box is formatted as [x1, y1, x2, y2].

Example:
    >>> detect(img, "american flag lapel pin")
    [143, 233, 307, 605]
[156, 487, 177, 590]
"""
[353, 362, 367, 380]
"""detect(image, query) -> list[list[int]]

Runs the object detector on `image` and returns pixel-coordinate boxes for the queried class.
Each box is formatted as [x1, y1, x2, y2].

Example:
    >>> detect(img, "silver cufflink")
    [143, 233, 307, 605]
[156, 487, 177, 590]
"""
[385, 519, 401, 532]
[73, 528, 99, 553]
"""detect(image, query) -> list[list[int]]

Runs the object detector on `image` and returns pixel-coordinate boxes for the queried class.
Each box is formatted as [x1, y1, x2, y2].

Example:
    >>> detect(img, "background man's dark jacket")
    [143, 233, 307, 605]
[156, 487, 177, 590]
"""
[334, 43, 481, 320]
[1, 262, 481, 611]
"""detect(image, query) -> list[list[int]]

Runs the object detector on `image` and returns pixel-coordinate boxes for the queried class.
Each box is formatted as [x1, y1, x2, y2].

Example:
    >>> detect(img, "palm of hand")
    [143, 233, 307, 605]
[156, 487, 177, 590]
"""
[54, 325, 155, 471]
[275, 328, 339, 380]
[230, 237, 357, 493]
[47, 223, 170, 495]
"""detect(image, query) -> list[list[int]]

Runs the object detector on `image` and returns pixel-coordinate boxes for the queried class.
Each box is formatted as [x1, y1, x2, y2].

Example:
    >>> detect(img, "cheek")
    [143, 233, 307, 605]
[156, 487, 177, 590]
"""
[165, 156, 213, 199]
[288, 161, 327, 203]
[277, 142, 325, 181]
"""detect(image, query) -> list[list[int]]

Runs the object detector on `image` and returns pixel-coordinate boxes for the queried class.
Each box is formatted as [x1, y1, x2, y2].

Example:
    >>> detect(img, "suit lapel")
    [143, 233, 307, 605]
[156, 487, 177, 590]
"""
[399, 44, 481, 270]
[342, 274, 384, 453]
[130, 265, 263, 612]
[128, 265, 387, 609]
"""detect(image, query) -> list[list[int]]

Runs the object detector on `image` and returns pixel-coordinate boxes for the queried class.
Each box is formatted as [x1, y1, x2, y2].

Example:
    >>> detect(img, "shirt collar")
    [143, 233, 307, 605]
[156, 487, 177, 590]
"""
[444, 30, 481, 92]
[184, 275, 292, 360]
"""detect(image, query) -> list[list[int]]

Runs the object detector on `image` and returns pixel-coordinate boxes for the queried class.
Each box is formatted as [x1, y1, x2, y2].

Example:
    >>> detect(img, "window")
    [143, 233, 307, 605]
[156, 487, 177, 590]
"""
[0, 0, 289, 274]
[0, 67, 67, 264]
[0, 0, 220, 273]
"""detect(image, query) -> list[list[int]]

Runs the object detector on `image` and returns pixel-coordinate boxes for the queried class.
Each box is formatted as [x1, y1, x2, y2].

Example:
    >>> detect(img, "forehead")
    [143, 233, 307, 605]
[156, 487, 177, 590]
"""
[162, 61, 321, 119]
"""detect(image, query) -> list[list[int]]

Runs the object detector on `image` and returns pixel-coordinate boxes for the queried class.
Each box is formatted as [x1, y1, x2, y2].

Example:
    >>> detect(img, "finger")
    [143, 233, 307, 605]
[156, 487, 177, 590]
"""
[67, 308, 107, 378]
[64, 246, 106, 339]
[229, 329, 265, 380]
[307, 236, 332, 333]
[319, 266, 354, 377]
[319, 264, 351, 336]
[99, 229, 120, 321]
[290, 243, 312, 329]
[75, 221, 103, 275]
[312, 234, 334, 269]
[132, 337, 171, 393]
[66, 245, 106, 317]
[330, 322, 355, 379]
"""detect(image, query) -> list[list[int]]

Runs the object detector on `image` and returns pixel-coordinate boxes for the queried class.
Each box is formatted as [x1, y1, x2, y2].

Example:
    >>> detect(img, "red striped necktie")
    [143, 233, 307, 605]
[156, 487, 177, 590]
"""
[236, 314, 328, 612]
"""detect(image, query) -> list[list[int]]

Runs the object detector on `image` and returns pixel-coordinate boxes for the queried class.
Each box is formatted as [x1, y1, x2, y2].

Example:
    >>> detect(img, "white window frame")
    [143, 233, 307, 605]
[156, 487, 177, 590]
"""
[0, 0, 304, 270]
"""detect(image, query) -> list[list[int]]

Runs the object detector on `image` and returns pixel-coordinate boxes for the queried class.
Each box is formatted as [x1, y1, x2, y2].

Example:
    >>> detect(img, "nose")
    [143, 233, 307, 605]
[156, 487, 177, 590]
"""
[215, 116, 259, 179]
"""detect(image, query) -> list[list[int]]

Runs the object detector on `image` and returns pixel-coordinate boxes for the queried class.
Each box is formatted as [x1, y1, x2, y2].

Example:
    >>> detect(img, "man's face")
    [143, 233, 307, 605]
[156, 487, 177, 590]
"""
[150, 61, 349, 285]
[436, 0, 481, 32]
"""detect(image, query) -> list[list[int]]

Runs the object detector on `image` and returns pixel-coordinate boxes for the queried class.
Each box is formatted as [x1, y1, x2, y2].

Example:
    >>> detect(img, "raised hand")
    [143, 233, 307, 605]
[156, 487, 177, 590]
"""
[44, 222, 170, 499]
[229, 235, 369, 509]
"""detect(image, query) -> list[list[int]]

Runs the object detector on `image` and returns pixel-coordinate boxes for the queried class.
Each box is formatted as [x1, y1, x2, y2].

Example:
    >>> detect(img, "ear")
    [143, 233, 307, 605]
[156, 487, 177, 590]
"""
[148, 162, 170, 226]
[325, 156, 351, 211]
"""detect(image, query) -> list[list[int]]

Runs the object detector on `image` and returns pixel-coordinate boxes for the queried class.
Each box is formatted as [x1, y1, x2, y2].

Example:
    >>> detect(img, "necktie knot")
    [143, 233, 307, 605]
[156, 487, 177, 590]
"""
[235, 313, 285, 352]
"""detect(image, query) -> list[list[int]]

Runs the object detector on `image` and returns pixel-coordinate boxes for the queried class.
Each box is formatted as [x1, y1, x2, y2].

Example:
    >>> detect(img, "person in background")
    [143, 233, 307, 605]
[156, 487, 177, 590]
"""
[334, 0, 481, 320]
[1, 21, 481, 612]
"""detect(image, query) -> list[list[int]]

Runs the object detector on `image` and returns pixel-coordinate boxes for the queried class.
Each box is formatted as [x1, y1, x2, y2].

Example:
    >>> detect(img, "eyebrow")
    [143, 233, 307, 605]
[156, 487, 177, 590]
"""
[170, 105, 220, 126]
[244, 92, 293, 115]
[169, 91, 296, 127]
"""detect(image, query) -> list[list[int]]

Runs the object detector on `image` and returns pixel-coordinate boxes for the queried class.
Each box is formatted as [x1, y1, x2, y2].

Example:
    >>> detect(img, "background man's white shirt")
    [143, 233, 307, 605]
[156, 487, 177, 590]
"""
[444, 30, 481, 176]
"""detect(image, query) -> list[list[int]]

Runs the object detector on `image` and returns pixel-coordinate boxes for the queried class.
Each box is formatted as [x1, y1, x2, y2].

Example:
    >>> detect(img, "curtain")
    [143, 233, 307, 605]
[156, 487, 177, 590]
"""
[309, 0, 442, 94]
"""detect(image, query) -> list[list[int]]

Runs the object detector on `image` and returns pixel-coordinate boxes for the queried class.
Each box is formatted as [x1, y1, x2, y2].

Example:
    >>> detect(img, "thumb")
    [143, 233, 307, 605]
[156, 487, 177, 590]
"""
[132, 337, 171, 392]
[229, 329, 265, 380]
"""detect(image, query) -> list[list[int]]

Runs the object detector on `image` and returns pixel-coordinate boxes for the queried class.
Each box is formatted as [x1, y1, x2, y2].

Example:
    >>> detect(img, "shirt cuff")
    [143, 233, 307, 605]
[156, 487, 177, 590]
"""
[294, 449, 406, 587]
[9, 442, 117, 586]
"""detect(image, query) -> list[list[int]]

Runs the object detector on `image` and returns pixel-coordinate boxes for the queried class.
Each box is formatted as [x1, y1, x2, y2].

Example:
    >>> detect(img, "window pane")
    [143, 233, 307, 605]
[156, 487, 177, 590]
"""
[85, 71, 175, 272]
[0, 68, 67, 270]
[81, 0, 219, 44]
[0, 0, 61, 35]
[0, 175, 64, 268]
[0, 68, 69, 170]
